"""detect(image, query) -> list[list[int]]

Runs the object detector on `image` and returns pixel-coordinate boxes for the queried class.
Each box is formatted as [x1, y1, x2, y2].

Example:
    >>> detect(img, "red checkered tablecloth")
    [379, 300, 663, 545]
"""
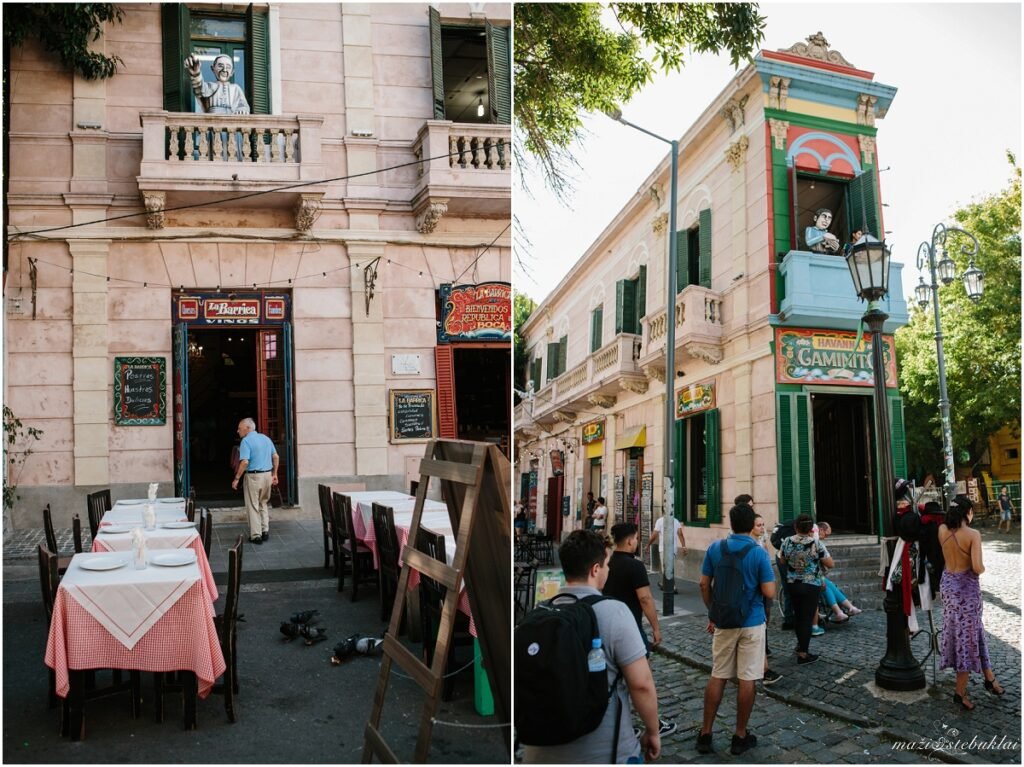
[92, 533, 218, 603]
[45, 578, 225, 699]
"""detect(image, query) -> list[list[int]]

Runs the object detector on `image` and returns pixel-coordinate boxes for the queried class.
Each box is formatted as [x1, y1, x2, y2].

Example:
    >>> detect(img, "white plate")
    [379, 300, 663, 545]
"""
[160, 521, 196, 530]
[158, 498, 185, 504]
[150, 550, 196, 567]
[118, 499, 144, 506]
[100, 525, 133, 534]
[79, 556, 128, 571]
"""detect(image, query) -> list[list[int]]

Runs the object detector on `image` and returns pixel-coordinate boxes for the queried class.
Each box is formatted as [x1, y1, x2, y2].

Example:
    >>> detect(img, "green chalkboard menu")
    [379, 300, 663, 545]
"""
[389, 389, 436, 442]
[113, 357, 167, 425]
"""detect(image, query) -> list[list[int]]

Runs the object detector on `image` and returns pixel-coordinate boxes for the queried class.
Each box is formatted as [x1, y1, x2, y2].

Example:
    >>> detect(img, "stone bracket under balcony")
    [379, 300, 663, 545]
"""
[137, 110, 326, 230]
[774, 250, 908, 333]
[411, 120, 511, 231]
[640, 285, 725, 371]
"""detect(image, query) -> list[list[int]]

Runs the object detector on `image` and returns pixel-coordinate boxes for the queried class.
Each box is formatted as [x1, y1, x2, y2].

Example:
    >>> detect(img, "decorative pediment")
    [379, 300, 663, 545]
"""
[643, 364, 665, 384]
[686, 343, 724, 365]
[780, 32, 855, 69]
[724, 135, 749, 172]
[587, 394, 617, 409]
[719, 94, 749, 133]
[619, 377, 649, 395]
[142, 192, 166, 229]
[295, 193, 323, 232]
[416, 200, 448, 234]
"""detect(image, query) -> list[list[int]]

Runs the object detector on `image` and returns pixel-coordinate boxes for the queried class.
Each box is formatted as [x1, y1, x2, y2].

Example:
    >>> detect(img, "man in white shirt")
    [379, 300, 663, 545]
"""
[647, 513, 687, 592]
[591, 496, 608, 533]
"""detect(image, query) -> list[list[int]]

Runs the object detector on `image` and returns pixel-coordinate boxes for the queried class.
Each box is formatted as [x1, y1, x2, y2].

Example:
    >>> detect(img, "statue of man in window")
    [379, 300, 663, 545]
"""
[805, 208, 841, 254]
[184, 53, 250, 114]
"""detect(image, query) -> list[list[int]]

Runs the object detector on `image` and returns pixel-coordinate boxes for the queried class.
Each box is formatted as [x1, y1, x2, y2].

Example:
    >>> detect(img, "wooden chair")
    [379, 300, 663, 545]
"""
[85, 490, 110, 541]
[184, 496, 196, 523]
[38, 545, 60, 708]
[198, 508, 212, 558]
[317, 484, 337, 570]
[213, 534, 245, 722]
[371, 503, 401, 623]
[336, 492, 376, 601]
[43, 505, 83, 575]
[416, 528, 474, 701]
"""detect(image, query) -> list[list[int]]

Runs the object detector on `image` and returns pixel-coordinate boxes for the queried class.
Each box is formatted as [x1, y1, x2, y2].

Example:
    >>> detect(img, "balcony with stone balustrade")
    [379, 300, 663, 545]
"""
[136, 110, 325, 231]
[640, 285, 726, 374]
[411, 120, 511, 233]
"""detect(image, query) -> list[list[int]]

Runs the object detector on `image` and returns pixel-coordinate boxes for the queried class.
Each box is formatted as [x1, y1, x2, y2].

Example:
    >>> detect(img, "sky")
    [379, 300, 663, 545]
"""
[514, 2, 1023, 304]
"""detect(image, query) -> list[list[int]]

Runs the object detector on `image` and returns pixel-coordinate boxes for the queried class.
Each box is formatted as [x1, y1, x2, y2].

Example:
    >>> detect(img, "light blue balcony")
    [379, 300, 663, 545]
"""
[774, 250, 909, 333]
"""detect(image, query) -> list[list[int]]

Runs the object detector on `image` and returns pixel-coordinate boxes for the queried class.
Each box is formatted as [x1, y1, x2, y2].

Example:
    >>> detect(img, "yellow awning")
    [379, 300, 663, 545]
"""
[585, 441, 604, 459]
[614, 426, 646, 450]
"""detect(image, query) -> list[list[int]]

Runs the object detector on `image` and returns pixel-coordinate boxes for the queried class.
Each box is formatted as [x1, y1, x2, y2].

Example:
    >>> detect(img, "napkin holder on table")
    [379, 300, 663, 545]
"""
[132, 528, 147, 569]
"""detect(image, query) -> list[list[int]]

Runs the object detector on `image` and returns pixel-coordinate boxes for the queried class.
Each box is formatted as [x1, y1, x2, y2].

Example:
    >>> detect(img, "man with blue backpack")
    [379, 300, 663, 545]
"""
[695, 504, 776, 756]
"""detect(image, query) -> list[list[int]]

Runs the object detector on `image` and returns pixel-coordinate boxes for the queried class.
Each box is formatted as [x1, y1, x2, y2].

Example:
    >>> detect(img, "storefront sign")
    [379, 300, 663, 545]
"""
[582, 419, 605, 444]
[173, 293, 291, 325]
[640, 472, 654, 567]
[437, 282, 512, 342]
[775, 328, 898, 388]
[388, 389, 437, 442]
[113, 357, 166, 425]
[614, 475, 624, 520]
[549, 449, 565, 476]
[528, 470, 538, 516]
[676, 381, 716, 418]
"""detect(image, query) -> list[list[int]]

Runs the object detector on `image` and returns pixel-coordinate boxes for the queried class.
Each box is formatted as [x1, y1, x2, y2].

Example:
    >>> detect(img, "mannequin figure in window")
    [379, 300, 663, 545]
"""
[804, 208, 841, 254]
[185, 53, 250, 114]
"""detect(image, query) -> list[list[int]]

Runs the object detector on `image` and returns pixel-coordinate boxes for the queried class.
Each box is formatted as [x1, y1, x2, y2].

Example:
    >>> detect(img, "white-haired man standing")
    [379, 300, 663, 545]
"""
[231, 417, 278, 544]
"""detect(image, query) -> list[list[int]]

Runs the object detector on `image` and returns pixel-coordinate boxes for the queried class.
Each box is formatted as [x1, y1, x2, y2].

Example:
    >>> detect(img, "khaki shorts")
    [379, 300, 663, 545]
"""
[711, 624, 766, 681]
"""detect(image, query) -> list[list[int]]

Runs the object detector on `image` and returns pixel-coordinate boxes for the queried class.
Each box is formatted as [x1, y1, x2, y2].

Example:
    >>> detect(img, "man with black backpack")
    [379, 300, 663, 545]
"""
[696, 505, 775, 756]
[517, 530, 662, 763]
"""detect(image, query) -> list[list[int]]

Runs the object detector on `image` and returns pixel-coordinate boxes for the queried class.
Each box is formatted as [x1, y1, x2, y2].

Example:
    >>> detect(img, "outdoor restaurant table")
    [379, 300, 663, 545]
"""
[44, 551, 226, 700]
[91, 522, 218, 603]
[103, 498, 188, 526]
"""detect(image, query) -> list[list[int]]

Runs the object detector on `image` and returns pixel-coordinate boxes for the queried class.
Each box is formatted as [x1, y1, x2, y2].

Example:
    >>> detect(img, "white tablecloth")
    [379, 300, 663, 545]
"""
[104, 500, 187, 527]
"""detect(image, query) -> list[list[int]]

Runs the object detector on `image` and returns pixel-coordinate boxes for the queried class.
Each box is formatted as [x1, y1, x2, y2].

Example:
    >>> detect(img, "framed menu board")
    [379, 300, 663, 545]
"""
[389, 389, 437, 442]
[113, 357, 167, 425]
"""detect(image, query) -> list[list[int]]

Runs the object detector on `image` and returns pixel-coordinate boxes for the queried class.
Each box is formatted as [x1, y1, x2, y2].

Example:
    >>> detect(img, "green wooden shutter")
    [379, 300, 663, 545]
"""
[486, 23, 511, 124]
[531, 357, 542, 391]
[429, 8, 445, 119]
[162, 4, 191, 112]
[591, 306, 603, 353]
[705, 408, 721, 523]
[614, 280, 625, 333]
[776, 391, 814, 521]
[546, 343, 559, 383]
[558, 335, 567, 376]
[698, 208, 713, 288]
[676, 230, 689, 293]
[635, 266, 647, 325]
[789, 166, 801, 249]
[674, 418, 687, 522]
[888, 393, 908, 481]
[847, 169, 879, 236]
[246, 5, 270, 115]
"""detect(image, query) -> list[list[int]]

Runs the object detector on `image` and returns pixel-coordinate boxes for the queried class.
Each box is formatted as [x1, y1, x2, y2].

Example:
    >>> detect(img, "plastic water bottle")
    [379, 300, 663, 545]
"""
[587, 637, 606, 672]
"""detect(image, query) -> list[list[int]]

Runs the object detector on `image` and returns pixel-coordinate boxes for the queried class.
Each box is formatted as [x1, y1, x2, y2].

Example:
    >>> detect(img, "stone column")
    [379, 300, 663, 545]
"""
[69, 239, 111, 487]
[348, 241, 388, 476]
[733, 361, 753, 497]
[341, 4, 379, 200]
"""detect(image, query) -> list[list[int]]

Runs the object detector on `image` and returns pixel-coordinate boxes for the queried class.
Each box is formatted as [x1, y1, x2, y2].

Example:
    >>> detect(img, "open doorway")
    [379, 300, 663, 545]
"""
[811, 392, 875, 534]
[453, 346, 510, 451]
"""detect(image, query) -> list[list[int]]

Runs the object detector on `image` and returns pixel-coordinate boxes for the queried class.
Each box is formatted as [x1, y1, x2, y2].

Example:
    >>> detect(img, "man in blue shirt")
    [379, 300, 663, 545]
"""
[231, 417, 279, 544]
[696, 504, 775, 757]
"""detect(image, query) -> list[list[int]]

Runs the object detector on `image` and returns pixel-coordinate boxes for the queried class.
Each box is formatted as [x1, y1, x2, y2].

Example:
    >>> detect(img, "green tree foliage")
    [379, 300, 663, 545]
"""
[896, 155, 1021, 478]
[514, 3, 764, 197]
[4, 4, 124, 80]
[3, 406, 43, 511]
[513, 292, 537, 404]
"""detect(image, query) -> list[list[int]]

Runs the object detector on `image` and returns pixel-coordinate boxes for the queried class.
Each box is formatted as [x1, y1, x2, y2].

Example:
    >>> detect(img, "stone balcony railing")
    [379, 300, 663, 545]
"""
[137, 110, 325, 230]
[411, 120, 512, 232]
[643, 285, 725, 366]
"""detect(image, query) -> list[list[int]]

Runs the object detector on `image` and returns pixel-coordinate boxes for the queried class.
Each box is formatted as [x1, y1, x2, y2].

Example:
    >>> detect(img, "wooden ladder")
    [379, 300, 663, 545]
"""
[362, 440, 511, 763]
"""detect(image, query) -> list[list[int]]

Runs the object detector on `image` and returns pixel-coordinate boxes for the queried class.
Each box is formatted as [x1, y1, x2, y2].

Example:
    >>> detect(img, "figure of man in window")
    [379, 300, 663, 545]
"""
[185, 53, 250, 114]
[805, 208, 841, 254]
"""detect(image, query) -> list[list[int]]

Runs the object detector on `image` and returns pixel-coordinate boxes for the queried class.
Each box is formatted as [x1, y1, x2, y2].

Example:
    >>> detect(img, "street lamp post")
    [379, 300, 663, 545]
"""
[844, 233, 925, 691]
[607, 108, 679, 616]
[913, 224, 985, 508]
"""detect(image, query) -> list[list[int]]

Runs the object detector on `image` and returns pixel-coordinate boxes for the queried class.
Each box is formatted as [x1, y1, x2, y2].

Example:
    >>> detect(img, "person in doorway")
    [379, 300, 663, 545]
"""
[997, 487, 1015, 534]
[184, 53, 250, 114]
[751, 512, 781, 686]
[522, 530, 662, 764]
[696, 504, 775, 756]
[231, 417, 278, 545]
[804, 208, 841, 254]
[843, 228, 864, 257]
[603, 522, 678, 740]
[591, 496, 608, 534]
[585, 491, 596, 530]
[779, 514, 833, 664]
[647, 512, 686, 594]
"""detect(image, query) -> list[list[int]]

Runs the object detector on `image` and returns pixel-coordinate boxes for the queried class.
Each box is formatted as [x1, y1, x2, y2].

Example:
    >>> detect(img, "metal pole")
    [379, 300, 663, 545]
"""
[663, 140, 678, 616]
[925, 241, 958, 507]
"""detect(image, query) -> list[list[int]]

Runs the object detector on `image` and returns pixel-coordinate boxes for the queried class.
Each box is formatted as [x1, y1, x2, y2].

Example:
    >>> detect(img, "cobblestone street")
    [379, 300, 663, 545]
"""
[650, 530, 1021, 764]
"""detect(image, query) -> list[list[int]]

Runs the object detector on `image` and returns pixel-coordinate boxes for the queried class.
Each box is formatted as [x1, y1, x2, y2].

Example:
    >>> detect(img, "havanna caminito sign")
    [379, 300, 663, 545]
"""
[775, 328, 898, 388]
[437, 282, 511, 342]
[676, 381, 716, 418]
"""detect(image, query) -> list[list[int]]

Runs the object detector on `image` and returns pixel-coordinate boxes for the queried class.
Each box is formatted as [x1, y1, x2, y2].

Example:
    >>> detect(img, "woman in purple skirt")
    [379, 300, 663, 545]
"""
[938, 496, 1006, 710]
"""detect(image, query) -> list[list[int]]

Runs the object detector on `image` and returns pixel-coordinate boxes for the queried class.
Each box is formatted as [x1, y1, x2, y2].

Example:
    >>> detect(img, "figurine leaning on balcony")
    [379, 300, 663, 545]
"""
[184, 53, 250, 114]
[805, 208, 841, 254]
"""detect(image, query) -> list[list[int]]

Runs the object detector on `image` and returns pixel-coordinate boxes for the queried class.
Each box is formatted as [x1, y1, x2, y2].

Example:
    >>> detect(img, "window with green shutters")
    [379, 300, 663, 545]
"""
[846, 169, 880, 238]
[529, 357, 542, 392]
[429, 9, 511, 125]
[888, 393, 908, 481]
[615, 267, 646, 335]
[590, 305, 603, 353]
[776, 391, 815, 521]
[558, 335, 567, 376]
[676, 208, 712, 292]
[161, 5, 270, 114]
[673, 409, 721, 526]
[545, 336, 567, 382]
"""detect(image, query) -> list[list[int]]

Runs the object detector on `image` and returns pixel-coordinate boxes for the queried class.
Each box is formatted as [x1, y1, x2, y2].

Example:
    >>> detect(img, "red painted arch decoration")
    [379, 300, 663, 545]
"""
[786, 127, 861, 178]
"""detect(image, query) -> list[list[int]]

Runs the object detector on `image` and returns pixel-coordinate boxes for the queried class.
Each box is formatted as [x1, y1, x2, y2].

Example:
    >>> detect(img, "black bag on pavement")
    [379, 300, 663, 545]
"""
[514, 593, 619, 746]
[708, 539, 756, 629]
